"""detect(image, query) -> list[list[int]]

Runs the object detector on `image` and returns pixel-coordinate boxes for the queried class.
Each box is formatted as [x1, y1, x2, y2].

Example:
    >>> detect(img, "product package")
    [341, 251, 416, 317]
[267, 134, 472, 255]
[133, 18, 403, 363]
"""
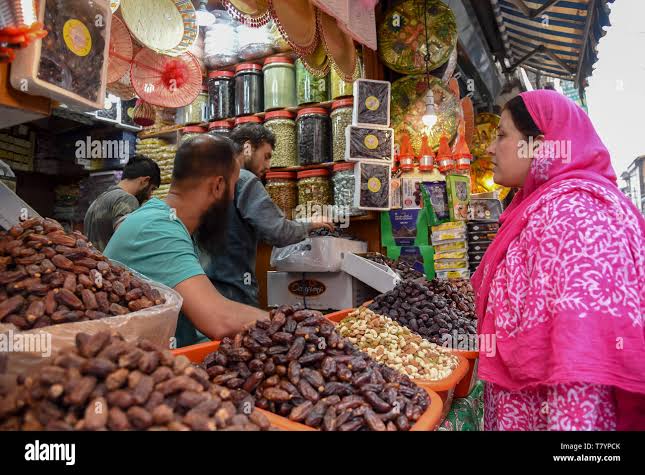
[468, 231, 496, 243]
[434, 259, 468, 271]
[346, 126, 394, 162]
[434, 240, 467, 253]
[469, 198, 503, 222]
[431, 221, 466, 244]
[468, 241, 492, 253]
[354, 161, 391, 211]
[401, 177, 424, 209]
[467, 221, 500, 233]
[446, 174, 471, 221]
[436, 269, 470, 280]
[423, 181, 449, 221]
[386, 245, 435, 279]
[353, 79, 391, 127]
[390, 175, 402, 209]
[380, 208, 429, 247]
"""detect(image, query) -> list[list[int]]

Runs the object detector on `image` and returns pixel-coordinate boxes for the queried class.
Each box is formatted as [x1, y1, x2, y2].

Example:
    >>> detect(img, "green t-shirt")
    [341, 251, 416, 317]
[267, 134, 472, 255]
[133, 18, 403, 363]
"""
[104, 198, 207, 348]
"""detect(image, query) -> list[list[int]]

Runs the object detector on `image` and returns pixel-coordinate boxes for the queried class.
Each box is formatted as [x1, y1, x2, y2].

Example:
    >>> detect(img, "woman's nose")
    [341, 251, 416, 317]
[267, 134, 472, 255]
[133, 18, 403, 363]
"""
[486, 139, 496, 156]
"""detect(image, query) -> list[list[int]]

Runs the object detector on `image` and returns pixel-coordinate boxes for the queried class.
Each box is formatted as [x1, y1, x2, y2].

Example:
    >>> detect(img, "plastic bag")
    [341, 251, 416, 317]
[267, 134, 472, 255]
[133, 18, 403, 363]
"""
[0, 266, 182, 380]
[346, 126, 394, 162]
[354, 161, 391, 211]
[204, 10, 239, 68]
[270, 237, 367, 272]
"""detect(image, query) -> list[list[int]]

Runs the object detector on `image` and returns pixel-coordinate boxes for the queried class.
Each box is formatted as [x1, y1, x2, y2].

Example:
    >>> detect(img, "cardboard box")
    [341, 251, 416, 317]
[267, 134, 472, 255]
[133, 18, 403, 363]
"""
[340, 252, 401, 294]
[270, 237, 367, 272]
[446, 174, 471, 221]
[267, 271, 378, 310]
[401, 177, 423, 209]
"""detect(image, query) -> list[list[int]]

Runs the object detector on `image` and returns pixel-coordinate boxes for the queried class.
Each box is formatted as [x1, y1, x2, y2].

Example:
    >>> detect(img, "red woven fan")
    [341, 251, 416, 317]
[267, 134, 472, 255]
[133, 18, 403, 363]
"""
[130, 48, 202, 108]
[107, 15, 133, 83]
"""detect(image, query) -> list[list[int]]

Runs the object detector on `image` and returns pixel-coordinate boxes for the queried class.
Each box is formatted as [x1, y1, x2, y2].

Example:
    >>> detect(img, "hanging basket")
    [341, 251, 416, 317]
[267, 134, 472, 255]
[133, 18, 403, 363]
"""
[317, 9, 356, 82]
[268, 0, 318, 56]
[223, 0, 270, 27]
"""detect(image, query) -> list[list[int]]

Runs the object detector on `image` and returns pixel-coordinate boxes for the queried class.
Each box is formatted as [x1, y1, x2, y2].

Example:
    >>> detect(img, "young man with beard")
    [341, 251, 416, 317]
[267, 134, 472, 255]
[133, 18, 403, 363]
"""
[84, 156, 161, 251]
[104, 135, 267, 347]
[204, 124, 333, 307]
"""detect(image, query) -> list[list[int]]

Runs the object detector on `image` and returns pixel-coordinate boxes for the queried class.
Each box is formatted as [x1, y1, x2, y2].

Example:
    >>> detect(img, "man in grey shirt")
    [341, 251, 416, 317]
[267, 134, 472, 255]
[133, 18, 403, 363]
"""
[84, 156, 161, 251]
[205, 124, 333, 307]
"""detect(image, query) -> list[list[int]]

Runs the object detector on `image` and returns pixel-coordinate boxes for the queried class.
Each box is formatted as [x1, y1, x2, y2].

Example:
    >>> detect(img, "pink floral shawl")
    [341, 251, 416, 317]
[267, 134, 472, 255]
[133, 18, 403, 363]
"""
[471, 91, 645, 416]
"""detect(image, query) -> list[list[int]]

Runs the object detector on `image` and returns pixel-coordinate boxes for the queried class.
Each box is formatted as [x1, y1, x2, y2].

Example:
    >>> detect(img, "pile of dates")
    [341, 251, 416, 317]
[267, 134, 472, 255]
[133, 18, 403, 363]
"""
[423, 278, 475, 317]
[308, 226, 357, 240]
[0, 217, 165, 330]
[368, 280, 478, 345]
[365, 253, 424, 281]
[202, 306, 430, 431]
[0, 331, 272, 431]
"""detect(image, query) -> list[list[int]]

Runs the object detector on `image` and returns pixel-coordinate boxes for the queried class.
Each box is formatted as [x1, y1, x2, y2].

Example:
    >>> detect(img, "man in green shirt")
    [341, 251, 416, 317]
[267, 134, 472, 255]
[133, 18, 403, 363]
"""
[104, 135, 266, 347]
[84, 156, 160, 251]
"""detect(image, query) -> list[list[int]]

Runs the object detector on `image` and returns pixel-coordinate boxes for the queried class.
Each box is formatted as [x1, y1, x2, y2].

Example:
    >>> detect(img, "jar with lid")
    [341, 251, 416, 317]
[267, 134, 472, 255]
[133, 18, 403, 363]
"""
[181, 126, 207, 144]
[233, 115, 263, 134]
[332, 162, 364, 217]
[176, 88, 208, 125]
[208, 70, 235, 121]
[297, 169, 332, 209]
[263, 56, 296, 111]
[235, 63, 263, 116]
[265, 171, 297, 219]
[208, 120, 233, 138]
[330, 55, 362, 100]
[296, 59, 329, 105]
[264, 110, 297, 168]
[330, 98, 353, 162]
[296, 107, 331, 166]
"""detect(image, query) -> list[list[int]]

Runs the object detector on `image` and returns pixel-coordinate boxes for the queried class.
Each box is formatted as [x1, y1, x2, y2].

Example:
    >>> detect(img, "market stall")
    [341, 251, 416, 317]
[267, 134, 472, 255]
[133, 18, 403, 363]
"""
[0, 0, 513, 431]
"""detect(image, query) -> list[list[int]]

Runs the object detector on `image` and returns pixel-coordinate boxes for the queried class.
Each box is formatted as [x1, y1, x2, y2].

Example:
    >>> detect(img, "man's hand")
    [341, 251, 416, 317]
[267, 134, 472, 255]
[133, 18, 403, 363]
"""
[309, 218, 335, 232]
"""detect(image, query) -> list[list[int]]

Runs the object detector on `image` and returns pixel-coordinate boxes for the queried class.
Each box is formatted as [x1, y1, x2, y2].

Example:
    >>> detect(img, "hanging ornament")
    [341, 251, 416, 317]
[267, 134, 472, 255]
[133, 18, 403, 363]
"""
[133, 99, 156, 127]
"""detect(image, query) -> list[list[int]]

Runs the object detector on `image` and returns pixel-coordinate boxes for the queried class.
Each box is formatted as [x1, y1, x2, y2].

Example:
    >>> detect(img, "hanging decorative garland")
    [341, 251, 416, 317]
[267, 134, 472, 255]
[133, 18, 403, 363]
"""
[223, 0, 271, 27]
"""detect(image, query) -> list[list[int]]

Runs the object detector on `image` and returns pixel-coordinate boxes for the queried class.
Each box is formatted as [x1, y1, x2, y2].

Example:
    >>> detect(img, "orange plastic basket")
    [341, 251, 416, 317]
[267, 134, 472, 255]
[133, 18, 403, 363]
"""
[172, 340, 220, 362]
[452, 349, 479, 398]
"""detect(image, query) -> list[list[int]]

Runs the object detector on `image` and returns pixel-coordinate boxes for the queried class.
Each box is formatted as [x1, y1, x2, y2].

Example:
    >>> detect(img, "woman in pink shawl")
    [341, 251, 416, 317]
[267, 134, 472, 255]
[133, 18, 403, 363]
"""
[472, 90, 645, 431]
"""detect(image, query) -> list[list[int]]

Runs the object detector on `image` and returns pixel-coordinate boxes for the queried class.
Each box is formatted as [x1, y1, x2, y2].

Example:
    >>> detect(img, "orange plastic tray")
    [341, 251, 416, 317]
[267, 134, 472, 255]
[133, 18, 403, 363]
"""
[172, 340, 220, 362]
[452, 349, 479, 398]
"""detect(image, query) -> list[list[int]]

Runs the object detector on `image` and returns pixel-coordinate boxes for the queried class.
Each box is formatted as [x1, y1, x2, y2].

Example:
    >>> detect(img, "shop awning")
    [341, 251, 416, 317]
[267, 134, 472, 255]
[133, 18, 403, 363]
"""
[489, 0, 613, 88]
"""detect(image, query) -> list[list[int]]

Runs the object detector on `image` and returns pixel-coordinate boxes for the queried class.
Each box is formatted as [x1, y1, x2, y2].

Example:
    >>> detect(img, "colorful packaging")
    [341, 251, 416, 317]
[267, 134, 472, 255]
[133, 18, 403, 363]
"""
[381, 208, 429, 247]
[436, 269, 470, 280]
[390, 175, 402, 209]
[434, 251, 467, 261]
[467, 221, 500, 233]
[401, 177, 424, 209]
[353, 79, 391, 127]
[423, 181, 449, 221]
[386, 245, 435, 279]
[354, 162, 391, 211]
[446, 174, 471, 221]
[434, 259, 468, 271]
[434, 240, 467, 253]
[468, 242, 492, 253]
[346, 126, 394, 162]
[432, 221, 466, 233]
[469, 198, 503, 222]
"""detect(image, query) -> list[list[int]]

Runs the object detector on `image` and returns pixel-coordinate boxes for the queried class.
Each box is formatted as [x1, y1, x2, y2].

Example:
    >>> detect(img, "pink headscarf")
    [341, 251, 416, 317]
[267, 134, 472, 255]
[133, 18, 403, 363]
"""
[471, 91, 645, 410]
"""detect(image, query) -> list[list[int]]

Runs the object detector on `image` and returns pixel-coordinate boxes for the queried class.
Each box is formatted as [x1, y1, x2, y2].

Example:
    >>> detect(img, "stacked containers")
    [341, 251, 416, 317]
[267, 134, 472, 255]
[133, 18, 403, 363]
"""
[207, 70, 235, 121]
[234, 115, 263, 133]
[208, 120, 233, 138]
[331, 98, 353, 162]
[296, 59, 329, 105]
[263, 56, 297, 111]
[265, 171, 298, 219]
[296, 107, 331, 166]
[297, 168, 332, 209]
[264, 110, 297, 168]
[234, 63, 263, 116]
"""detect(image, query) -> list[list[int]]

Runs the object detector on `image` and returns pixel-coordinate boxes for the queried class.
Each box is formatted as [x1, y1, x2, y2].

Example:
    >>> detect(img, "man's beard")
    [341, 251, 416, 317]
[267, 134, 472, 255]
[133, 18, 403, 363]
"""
[193, 198, 231, 256]
[135, 185, 152, 204]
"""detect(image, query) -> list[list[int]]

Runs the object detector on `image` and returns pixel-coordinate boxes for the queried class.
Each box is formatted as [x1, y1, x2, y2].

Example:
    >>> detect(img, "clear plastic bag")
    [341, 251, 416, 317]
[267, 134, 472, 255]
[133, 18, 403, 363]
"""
[270, 237, 367, 272]
[346, 126, 394, 162]
[353, 79, 391, 127]
[204, 10, 239, 68]
[237, 22, 273, 60]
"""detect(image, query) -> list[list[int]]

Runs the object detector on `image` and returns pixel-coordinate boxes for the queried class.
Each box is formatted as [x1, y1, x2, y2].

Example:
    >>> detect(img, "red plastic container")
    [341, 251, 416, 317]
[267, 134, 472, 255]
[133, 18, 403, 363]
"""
[452, 350, 479, 398]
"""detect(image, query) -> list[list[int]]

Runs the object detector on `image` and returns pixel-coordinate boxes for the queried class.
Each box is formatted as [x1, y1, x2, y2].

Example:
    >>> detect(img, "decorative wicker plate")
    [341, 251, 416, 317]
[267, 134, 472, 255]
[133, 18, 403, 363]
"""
[471, 112, 500, 157]
[378, 0, 457, 75]
[107, 15, 133, 83]
[119, 0, 197, 57]
[224, 0, 270, 27]
[110, 0, 120, 13]
[317, 9, 356, 82]
[268, 0, 318, 56]
[390, 75, 460, 155]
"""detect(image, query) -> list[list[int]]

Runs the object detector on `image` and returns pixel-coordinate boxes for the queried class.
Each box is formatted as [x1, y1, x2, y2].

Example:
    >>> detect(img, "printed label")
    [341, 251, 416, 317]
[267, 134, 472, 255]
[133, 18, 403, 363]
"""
[365, 95, 380, 111]
[364, 134, 379, 150]
[63, 19, 92, 57]
[367, 177, 382, 192]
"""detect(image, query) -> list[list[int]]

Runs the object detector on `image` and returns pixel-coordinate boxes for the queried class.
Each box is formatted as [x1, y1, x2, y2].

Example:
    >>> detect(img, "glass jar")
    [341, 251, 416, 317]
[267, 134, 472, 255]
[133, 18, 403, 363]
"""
[181, 126, 207, 144]
[265, 171, 298, 219]
[235, 63, 263, 116]
[237, 22, 273, 60]
[208, 120, 233, 138]
[233, 115, 262, 134]
[204, 10, 239, 69]
[332, 162, 364, 216]
[207, 70, 235, 121]
[263, 56, 296, 111]
[296, 59, 329, 105]
[176, 89, 208, 125]
[297, 169, 332, 209]
[296, 107, 331, 166]
[264, 110, 297, 168]
[330, 98, 353, 162]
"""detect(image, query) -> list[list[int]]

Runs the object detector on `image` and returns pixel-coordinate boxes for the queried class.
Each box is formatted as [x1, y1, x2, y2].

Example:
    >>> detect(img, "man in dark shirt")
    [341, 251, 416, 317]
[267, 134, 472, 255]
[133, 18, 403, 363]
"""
[205, 124, 333, 306]
[84, 156, 161, 251]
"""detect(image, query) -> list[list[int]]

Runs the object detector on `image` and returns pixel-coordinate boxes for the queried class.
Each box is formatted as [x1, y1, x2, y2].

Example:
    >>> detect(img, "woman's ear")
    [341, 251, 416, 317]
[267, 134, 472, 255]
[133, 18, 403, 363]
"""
[532, 134, 545, 152]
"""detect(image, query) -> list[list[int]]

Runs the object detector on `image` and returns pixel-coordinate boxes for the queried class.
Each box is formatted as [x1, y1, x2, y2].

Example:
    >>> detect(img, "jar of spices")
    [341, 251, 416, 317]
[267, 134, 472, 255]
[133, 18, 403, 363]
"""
[264, 110, 297, 168]
[297, 168, 332, 209]
[263, 56, 296, 111]
[265, 171, 297, 219]
[296, 59, 329, 105]
[181, 126, 207, 143]
[208, 120, 233, 138]
[330, 98, 353, 162]
[330, 65, 354, 100]
[233, 115, 263, 134]
[207, 70, 235, 121]
[296, 107, 331, 166]
[235, 63, 263, 116]
[332, 162, 364, 217]
[176, 87, 208, 125]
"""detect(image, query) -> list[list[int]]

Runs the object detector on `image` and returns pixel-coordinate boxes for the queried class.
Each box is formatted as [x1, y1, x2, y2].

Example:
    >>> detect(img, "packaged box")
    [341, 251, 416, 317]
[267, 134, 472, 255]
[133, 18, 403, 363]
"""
[467, 221, 500, 233]
[446, 174, 471, 221]
[270, 237, 368, 272]
[423, 181, 449, 221]
[434, 240, 467, 253]
[341, 252, 402, 294]
[354, 161, 391, 211]
[468, 242, 492, 253]
[469, 198, 503, 222]
[468, 252, 486, 264]
[401, 176, 423, 209]
[432, 231, 466, 245]
[390, 175, 402, 209]
[353, 79, 391, 128]
[434, 259, 468, 271]
[267, 271, 379, 311]
[432, 221, 466, 233]
[436, 269, 470, 280]
[386, 245, 435, 279]
[435, 251, 467, 261]
[381, 208, 429, 247]
[468, 231, 496, 243]
[346, 126, 394, 162]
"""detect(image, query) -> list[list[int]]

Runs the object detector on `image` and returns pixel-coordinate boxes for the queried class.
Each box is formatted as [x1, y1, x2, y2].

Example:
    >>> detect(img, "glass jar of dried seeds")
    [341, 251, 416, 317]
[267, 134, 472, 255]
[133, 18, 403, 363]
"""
[297, 168, 332, 209]
[264, 110, 297, 168]
[265, 171, 298, 219]
[263, 56, 297, 111]
[208, 120, 233, 138]
[296, 107, 331, 166]
[181, 126, 207, 144]
[330, 98, 353, 162]
[332, 162, 364, 217]
[296, 59, 329, 105]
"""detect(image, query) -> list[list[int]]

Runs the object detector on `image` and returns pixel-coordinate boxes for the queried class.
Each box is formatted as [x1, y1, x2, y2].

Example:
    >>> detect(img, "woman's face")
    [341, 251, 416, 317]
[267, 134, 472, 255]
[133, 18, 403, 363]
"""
[487, 110, 536, 188]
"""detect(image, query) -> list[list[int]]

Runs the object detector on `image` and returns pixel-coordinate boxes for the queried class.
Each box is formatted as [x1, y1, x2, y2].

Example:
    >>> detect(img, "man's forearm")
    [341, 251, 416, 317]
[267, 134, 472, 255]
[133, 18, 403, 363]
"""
[212, 299, 267, 339]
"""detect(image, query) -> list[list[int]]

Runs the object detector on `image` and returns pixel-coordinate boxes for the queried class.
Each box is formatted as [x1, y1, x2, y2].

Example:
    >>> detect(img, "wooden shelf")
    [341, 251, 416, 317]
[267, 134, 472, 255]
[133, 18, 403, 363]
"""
[138, 125, 183, 140]
[350, 212, 378, 222]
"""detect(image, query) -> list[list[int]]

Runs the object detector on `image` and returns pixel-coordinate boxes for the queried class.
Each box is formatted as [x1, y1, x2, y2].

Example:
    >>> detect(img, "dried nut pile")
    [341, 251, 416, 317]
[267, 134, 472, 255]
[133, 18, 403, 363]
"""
[369, 280, 478, 345]
[0, 217, 166, 330]
[0, 331, 272, 431]
[202, 305, 430, 431]
[337, 307, 459, 381]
